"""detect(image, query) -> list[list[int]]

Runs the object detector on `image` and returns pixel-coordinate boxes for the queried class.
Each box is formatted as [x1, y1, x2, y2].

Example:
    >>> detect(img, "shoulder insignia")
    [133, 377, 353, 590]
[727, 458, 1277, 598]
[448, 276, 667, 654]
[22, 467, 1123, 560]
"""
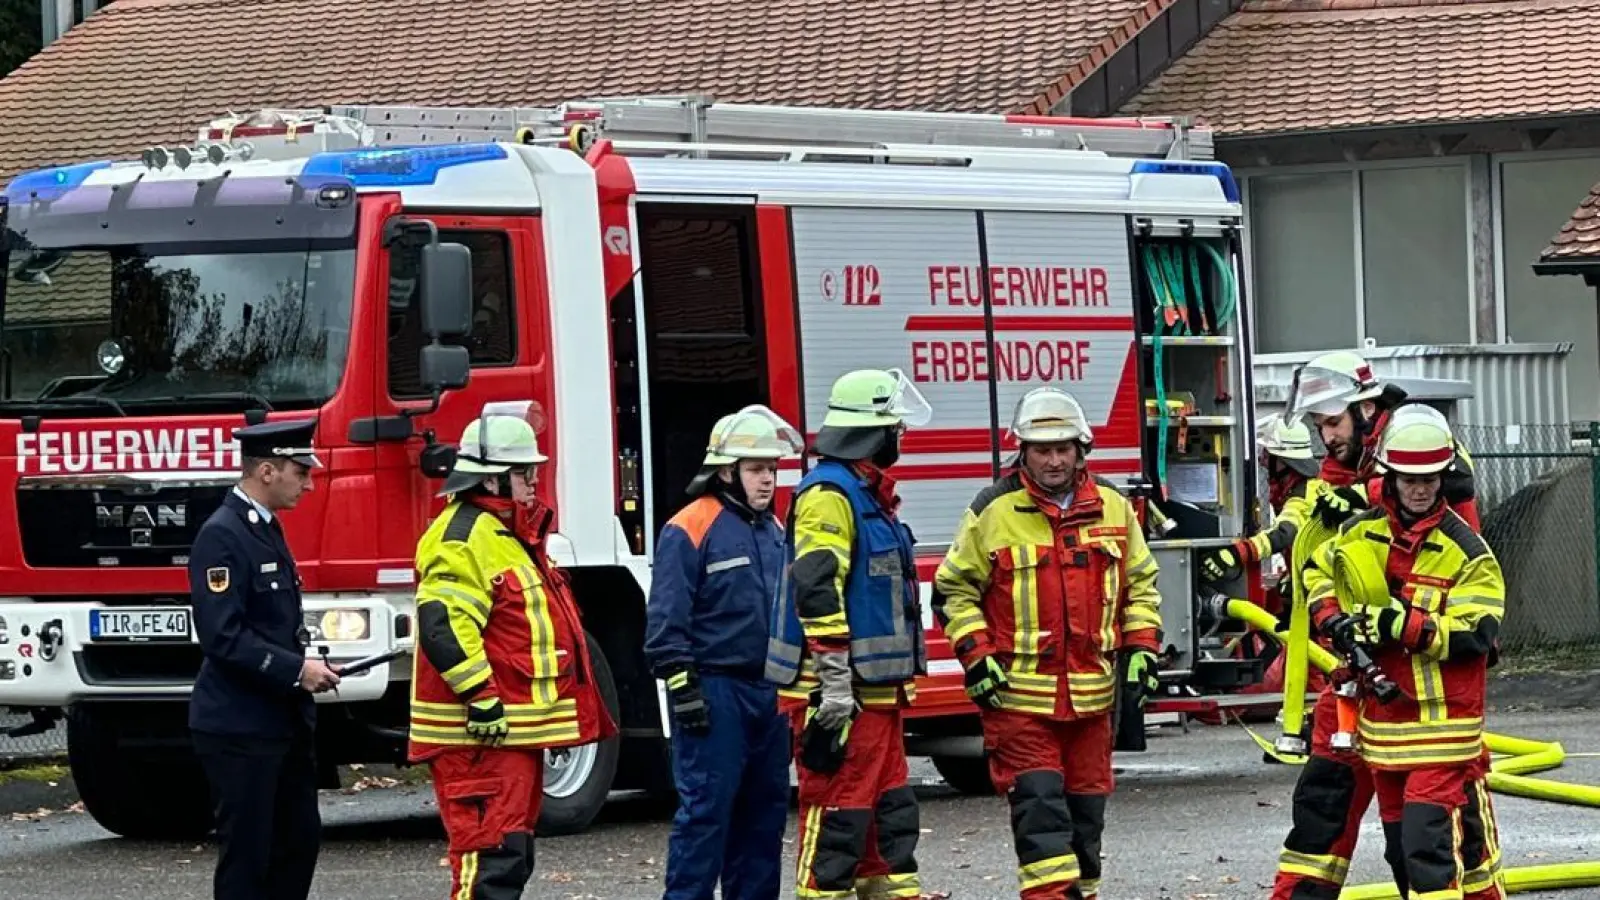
[206, 567, 230, 594]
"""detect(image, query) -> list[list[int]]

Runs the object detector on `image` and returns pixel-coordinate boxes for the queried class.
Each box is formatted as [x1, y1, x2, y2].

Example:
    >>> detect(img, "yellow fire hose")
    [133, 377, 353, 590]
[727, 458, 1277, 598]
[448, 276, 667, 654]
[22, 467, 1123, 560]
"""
[1223, 599, 1600, 897]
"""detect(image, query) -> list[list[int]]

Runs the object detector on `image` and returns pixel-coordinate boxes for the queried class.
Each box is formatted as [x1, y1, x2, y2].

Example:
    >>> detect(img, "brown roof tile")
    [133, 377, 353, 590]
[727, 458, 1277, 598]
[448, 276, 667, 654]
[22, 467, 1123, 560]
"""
[1540, 181, 1600, 264]
[1119, 0, 1600, 137]
[0, 0, 1154, 185]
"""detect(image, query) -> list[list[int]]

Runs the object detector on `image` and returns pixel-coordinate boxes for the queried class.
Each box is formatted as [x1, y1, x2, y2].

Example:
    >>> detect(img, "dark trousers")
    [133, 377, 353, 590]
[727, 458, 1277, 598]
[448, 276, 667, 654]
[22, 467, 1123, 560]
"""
[193, 728, 322, 900]
[664, 673, 792, 900]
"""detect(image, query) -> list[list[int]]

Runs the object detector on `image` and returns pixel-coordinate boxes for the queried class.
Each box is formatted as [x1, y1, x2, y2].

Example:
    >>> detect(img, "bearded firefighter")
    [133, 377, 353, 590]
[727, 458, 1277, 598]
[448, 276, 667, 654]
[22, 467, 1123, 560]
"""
[1270, 355, 1494, 900]
[644, 405, 802, 900]
[766, 369, 933, 900]
[1302, 405, 1507, 900]
[932, 387, 1163, 900]
[409, 402, 615, 900]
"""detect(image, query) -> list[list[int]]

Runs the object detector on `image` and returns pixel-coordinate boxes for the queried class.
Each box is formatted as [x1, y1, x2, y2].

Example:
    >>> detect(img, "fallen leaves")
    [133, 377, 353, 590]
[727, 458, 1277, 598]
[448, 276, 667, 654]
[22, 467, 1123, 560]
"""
[341, 775, 401, 794]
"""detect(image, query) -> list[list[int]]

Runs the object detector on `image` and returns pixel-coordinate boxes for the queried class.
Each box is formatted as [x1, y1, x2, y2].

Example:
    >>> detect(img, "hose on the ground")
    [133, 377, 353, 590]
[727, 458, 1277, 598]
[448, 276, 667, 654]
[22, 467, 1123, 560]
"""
[1221, 599, 1600, 897]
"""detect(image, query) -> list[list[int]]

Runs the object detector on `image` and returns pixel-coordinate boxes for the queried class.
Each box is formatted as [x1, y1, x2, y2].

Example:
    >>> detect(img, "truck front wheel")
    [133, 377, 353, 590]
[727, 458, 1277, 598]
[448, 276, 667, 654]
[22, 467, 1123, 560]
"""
[536, 631, 622, 836]
[931, 753, 996, 796]
[67, 704, 213, 840]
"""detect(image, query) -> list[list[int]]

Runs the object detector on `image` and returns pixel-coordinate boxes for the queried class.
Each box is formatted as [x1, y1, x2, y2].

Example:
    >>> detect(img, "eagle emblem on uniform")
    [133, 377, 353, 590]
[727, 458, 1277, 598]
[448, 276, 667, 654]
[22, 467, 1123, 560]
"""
[206, 567, 230, 593]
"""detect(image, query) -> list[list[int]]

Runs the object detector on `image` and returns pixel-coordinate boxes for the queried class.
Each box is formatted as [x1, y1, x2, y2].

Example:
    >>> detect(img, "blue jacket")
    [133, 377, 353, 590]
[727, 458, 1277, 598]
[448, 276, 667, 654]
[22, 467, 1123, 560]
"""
[766, 460, 924, 687]
[188, 491, 314, 738]
[644, 492, 785, 681]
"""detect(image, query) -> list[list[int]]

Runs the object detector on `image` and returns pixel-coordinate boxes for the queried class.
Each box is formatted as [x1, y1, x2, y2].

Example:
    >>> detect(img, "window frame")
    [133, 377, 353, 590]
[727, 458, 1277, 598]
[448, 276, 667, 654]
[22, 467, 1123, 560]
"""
[1488, 147, 1600, 345]
[1238, 156, 1477, 353]
[386, 225, 519, 401]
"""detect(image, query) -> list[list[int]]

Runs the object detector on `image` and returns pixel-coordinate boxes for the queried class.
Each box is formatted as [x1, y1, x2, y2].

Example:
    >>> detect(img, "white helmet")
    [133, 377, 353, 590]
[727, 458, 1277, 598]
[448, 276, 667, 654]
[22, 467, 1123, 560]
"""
[1256, 413, 1318, 477]
[1375, 404, 1455, 475]
[1288, 350, 1385, 423]
[1009, 387, 1093, 447]
[440, 400, 547, 495]
[702, 405, 804, 465]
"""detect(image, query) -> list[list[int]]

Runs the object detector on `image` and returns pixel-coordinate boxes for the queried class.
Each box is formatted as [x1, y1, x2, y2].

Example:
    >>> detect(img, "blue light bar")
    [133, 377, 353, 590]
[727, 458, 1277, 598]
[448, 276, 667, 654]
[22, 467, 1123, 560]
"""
[3, 160, 113, 204]
[1130, 159, 1241, 204]
[299, 143, 509, 188]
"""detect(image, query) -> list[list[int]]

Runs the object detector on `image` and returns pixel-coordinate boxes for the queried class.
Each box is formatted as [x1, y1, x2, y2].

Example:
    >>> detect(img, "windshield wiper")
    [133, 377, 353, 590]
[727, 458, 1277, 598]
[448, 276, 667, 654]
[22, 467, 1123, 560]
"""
[27, 395, 127, 416]
[173, 391, 275, 411]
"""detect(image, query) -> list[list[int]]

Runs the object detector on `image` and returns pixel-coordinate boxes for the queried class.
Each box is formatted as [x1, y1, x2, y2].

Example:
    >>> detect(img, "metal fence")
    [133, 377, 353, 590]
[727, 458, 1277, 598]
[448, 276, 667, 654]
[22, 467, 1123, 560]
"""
[1460, 422, 1600, 657]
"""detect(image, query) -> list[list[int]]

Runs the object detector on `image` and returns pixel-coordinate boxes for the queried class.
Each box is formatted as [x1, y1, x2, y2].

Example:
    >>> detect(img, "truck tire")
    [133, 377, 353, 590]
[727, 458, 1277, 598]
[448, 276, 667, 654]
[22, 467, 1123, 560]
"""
[67, 705, 213, 840]
[536, 631, 621, 837]
[931, 753, 995, 797]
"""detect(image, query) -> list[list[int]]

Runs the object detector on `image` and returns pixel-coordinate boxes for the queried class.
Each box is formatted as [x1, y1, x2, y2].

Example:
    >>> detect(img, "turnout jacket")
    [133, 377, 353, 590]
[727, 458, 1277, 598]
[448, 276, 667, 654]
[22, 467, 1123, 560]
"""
[1304, 500, 1505, 770]
[643, 491, 785, 680]
[408, 497, 614, 760]
[933, 469, 1163, 720]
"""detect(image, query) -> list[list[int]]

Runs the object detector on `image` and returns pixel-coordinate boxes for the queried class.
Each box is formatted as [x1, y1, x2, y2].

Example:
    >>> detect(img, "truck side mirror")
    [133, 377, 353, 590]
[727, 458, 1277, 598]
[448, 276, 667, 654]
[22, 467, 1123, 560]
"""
[419, 343, 470, 392]
[419, 241, 473, 338]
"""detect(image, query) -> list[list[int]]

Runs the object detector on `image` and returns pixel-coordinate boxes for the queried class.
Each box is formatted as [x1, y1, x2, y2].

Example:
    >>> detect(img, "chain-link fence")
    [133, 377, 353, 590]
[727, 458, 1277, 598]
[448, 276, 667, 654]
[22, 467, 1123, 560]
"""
[1460, 422, 1600, 659]
[0, 711, 66, 765]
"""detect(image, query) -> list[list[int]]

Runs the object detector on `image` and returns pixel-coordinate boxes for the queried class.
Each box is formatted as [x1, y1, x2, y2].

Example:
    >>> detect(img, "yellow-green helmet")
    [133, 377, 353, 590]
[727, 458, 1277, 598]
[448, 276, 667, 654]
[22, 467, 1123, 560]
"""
[821, 368, 932, 429]
[702, 405, 804, 465]
[440, 401, 547, 495]
[1288, 350, 1386, 423]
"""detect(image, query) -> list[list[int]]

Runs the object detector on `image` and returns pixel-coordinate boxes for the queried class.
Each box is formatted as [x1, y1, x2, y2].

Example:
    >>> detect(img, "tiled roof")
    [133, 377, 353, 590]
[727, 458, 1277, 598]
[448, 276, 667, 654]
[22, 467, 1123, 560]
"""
[0, 0, 1160, 185]
[6, 253, 111, 326]
[1540, 182, 1600, 265]
[1120, 0, 1600, 137]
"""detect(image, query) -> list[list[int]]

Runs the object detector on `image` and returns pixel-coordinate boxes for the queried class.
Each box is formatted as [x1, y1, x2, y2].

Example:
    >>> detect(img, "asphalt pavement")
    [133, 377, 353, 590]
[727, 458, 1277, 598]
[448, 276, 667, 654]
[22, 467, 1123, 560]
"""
[3, 709, 1600, 899]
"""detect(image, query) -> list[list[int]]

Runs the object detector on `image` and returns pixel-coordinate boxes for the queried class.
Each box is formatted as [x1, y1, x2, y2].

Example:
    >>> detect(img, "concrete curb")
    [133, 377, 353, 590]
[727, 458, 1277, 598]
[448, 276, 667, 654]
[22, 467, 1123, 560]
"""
[1489, 669, 1600, 712]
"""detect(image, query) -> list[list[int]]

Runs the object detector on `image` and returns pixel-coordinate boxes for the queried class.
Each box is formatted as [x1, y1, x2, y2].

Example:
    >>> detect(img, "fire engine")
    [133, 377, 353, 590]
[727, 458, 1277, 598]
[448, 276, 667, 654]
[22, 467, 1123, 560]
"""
[0, 97, 1267, 839]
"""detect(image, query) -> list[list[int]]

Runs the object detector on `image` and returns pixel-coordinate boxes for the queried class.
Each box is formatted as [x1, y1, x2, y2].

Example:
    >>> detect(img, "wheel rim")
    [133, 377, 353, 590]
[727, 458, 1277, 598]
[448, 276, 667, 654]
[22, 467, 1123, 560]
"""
[543, 742, 597, 799]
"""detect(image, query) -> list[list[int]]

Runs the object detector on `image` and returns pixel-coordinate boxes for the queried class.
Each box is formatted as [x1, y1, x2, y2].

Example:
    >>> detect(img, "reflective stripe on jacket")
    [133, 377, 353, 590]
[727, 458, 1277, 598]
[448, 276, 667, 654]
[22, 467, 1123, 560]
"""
[767, 460, 923, 708]
[1304, 505, 1505, 769]
[408, 499, 611, 760]
[643, 493, 785, 680]
[932, 469, 1162, 720]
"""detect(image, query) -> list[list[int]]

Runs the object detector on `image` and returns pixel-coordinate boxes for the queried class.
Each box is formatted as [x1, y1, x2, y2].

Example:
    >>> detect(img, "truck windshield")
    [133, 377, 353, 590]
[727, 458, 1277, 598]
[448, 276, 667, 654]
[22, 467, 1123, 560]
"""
[0, 237, 356, 416]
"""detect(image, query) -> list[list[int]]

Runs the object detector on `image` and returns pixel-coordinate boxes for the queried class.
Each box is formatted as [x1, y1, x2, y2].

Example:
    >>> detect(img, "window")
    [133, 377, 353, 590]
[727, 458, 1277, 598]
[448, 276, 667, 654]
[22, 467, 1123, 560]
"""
[1249, 173, 1357, 353]
[1245, 162, 1472, 353]
[1499, 154, 1600, 419]
[388, 230, 516, 399]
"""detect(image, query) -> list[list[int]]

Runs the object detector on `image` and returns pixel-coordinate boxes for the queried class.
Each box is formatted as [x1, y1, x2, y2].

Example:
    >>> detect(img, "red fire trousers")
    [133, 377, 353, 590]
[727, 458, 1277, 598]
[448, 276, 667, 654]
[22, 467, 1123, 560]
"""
[790, 706, 923, 900]
[1270, 691, 1502, 900]
[1374, 764, 1505, 900]
[983, 709, 1113, 900]
[429, 748, 544, 900]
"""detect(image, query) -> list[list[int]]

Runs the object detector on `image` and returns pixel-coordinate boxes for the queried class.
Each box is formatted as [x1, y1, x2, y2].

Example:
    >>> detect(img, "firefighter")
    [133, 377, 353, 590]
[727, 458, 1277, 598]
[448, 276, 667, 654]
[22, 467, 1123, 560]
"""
[932, 387, 1163, 900]
[1200, 413, 1320, 604]
[766, 368, 932, 900]
[643, 405, 802, 900]
[1204, 414, 1324, 698]
[409, 401, 616, 900]
[1270, 354, 1496, 900]
[1303, 405, 1507, 900]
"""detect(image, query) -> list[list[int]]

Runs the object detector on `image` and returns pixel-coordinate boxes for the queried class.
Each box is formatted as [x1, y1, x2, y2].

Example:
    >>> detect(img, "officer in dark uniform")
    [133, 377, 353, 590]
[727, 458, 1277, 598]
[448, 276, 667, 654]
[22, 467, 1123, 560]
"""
[188, 417, 341, 900]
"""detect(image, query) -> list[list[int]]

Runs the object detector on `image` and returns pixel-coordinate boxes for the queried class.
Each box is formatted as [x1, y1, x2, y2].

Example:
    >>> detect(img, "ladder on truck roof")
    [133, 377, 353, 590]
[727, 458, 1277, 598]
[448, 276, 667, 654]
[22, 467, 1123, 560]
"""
[325, 95, 1214, 162]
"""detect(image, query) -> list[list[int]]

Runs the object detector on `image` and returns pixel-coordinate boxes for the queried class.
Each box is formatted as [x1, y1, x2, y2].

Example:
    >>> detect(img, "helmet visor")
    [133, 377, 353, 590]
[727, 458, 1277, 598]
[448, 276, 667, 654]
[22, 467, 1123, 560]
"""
[883, 368, 933, 427]
[710, 405, 805, 459]
[1286, 365, 1363, 424]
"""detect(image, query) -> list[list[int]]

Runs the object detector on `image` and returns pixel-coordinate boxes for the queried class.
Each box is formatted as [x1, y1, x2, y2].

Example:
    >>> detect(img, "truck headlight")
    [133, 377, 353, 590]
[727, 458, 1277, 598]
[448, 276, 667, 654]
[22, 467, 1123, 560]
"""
[303, 609, 370, 643]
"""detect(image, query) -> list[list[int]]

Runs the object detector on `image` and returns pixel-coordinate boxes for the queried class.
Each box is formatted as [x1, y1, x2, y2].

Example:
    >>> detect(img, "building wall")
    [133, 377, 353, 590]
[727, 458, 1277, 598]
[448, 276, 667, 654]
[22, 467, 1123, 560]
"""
[1234, 147, 1600, 420]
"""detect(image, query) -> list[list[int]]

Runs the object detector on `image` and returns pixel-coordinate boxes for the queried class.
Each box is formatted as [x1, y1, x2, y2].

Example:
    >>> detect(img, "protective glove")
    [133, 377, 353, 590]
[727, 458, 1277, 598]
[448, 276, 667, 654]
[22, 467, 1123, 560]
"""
[1317, 611, 1362, 649]
[1314, 486, 1367, 527]
[466, 696, 510, 746]
[1355, 601, 1431, 651]
[1123, 648, 1160, 704]
[963, 655, 1008, 710]
[664, 665, 710, 736]
[799, 702, 853, 775]
[812, 649, 859, 730]
[1200, 545, 1244, 584]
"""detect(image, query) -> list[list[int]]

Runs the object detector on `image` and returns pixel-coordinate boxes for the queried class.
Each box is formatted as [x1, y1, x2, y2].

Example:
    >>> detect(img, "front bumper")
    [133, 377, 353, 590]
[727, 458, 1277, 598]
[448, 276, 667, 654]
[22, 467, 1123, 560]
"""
[0, 594, 414, 706]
